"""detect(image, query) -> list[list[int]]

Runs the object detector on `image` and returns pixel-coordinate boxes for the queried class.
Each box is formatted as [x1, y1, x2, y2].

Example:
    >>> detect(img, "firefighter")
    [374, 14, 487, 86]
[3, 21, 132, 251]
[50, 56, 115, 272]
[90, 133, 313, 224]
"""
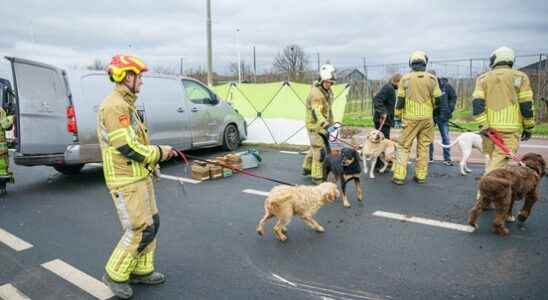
[392, 51, 446, 185]
[98, 54, 175, 299]
[0, 106, 14, 195]
[473, 46, 535, 174]
[302, 64, 336, 184]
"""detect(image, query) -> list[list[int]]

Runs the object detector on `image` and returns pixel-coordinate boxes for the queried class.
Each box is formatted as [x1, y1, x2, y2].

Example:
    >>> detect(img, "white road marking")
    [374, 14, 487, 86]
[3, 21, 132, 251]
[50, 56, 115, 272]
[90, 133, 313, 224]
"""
[88, 163, 200, 184]
[272, 273, 297, 287]
[41, 259, 114, 300]
[157, 174, 201, 184]
[243, 189, 269, 197]
[521, 144, 548, 149]
[272, 275, 385, 300]
[280, 151, 300, 155]
[373, 211, 474, 233]
[0, 228, 33, 252]
[0, 284, 31, 300]
[87, 163, 103, 168]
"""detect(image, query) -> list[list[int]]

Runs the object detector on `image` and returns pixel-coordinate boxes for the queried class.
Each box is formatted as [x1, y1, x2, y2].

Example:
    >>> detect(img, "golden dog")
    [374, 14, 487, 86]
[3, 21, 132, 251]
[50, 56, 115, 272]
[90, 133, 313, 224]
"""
[256, 182, 339, 242]
[361, 129, 398, 178]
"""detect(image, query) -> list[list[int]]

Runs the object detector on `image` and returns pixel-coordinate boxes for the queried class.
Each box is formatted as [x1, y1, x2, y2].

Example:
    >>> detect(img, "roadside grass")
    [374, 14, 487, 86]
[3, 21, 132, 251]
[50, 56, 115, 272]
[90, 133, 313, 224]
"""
[343, 109, 548, 137]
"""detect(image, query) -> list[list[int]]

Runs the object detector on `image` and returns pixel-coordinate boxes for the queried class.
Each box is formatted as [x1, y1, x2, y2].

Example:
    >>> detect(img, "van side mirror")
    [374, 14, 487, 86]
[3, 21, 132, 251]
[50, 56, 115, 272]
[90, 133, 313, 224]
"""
[209, 94, 219, 105]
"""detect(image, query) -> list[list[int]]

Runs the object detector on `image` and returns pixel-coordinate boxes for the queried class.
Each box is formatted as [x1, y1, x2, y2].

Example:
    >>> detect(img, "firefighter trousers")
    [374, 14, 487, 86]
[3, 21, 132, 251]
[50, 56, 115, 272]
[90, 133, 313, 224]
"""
[105, 177, 159, 282]
[482, 131, 520, 174]
[302, 130, 328, 181]
[392, 119, 434, 182]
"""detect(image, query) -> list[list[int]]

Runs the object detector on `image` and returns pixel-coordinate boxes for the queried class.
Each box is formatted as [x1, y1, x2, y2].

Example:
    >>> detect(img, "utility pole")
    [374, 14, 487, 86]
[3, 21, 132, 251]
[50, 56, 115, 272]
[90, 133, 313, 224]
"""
[363, 57, 368, 112]
[316, 52, 320, 72]
[253, 45, 257, 83]
[206, 0, 213, 86]
[236, 28, 241, 84]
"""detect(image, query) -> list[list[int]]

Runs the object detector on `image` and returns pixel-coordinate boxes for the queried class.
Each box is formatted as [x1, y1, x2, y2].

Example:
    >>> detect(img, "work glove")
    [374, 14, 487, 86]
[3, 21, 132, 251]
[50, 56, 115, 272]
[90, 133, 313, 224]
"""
[479, 127, 493, 137]
[521, 130, 532, 142]
[158, 145, 175, 162]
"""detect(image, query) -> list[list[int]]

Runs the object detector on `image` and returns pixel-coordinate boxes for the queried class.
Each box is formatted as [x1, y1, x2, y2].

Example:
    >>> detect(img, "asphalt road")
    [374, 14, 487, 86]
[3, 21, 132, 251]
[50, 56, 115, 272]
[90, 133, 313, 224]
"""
[1, 147, 548, 300]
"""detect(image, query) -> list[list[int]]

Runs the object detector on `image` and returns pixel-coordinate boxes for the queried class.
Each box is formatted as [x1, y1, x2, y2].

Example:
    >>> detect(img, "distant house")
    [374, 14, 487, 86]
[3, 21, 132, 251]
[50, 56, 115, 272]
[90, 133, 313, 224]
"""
[519, 59, 547, 102]
[336, 68, 365, 83]
[519, 59, 547, 74]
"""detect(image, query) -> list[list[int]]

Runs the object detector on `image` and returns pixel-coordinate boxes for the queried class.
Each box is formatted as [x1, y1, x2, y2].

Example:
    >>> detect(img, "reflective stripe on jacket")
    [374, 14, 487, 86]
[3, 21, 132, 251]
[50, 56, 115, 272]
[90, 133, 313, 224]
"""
[97, 85, 161, 189]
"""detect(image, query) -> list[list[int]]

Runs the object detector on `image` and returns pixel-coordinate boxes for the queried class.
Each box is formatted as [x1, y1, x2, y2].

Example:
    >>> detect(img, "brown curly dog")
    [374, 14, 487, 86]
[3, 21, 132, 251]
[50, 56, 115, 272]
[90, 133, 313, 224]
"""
[256, 182, 339, 242]
[468, 153, 546, 236]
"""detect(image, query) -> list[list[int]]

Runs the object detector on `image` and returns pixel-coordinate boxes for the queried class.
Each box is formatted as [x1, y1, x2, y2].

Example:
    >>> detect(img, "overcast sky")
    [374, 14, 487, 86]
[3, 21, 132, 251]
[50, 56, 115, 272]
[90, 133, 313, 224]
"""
[1, 0, 547, 75]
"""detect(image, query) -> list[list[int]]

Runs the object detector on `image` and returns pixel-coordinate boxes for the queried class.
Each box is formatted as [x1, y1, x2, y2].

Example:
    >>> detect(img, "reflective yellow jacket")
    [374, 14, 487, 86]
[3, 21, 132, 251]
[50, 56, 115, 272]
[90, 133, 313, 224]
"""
[0, 107, 13, 155]
[472, 65, 534, 133]
[97, 85, 163, 189]
[305, 82, 334, 133]
[395, 71, 442, 121]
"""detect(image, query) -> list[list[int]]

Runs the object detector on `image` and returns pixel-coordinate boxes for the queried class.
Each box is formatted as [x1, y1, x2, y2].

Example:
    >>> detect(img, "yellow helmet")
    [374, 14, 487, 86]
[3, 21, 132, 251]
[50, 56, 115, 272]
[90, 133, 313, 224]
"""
[489, 47, 515, 68]
[409, 50, 428, 67]
[107, 54, 148, 82]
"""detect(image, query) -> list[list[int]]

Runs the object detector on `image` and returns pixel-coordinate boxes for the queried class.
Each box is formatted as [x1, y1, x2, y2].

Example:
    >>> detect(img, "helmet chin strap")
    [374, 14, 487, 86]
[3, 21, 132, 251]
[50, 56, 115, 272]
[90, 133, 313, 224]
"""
[123, 73, 138, 94]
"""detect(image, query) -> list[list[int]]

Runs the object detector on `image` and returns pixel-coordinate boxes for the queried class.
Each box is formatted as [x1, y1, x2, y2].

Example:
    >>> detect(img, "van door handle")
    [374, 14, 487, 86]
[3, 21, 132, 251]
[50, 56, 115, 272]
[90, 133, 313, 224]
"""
[177, 107, 185, 113]
[191, 107, 199, 112]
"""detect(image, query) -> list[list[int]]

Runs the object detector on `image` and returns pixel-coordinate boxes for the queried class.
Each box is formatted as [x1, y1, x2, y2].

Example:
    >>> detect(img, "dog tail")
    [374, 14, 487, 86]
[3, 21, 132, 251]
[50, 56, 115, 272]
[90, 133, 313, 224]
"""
[437, 136, 460, 148]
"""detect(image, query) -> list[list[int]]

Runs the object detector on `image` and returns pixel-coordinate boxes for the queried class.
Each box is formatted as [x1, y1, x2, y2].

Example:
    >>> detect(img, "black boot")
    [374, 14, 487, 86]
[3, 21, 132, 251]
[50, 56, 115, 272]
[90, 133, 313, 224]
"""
[130, 272, 166, 285]
[102, 274, 133, 299]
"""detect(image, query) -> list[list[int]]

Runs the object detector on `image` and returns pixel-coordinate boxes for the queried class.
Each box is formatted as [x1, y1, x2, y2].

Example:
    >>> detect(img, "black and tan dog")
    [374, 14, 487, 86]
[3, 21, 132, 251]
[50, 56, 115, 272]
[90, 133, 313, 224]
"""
[322, 147, 363, 208]
[468, 153, 546, 236]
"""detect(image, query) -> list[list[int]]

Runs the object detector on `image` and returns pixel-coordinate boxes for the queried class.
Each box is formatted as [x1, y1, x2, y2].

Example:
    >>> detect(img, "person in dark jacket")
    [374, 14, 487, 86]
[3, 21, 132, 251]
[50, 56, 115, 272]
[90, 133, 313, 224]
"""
[373, 73, 402, 139]
[428, 71, 457, 165]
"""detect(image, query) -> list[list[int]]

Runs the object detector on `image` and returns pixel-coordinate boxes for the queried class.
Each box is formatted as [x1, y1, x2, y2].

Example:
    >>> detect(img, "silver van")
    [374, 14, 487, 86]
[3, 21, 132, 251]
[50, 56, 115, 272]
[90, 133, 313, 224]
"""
[6, 57, 247, 174]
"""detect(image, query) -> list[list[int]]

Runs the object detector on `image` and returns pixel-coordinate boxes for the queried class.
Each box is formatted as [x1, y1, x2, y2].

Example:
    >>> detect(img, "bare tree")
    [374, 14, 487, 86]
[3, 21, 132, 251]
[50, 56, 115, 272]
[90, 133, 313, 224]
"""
[87, 59, 107, 71]
[186, 67, 209, 84]
[273, 44, 309, 82]
[228, 61, 252, 82]
[152, 64, 178, 75]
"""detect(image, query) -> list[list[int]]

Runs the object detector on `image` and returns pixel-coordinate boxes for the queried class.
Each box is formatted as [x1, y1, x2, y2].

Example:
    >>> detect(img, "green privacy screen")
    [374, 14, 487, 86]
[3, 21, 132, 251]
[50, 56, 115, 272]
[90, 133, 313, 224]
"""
[212, 81, 349, 144]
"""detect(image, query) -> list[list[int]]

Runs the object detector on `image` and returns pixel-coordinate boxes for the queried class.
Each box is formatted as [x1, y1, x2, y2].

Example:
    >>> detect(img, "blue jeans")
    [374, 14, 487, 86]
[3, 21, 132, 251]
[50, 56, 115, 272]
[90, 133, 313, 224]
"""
[429, 120, 451, 161]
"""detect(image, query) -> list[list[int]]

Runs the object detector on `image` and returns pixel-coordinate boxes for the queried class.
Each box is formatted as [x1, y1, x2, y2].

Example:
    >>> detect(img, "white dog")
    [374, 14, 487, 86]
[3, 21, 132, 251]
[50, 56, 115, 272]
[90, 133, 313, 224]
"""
[361, 130, 398, 178]
[436, 132, 489, 175]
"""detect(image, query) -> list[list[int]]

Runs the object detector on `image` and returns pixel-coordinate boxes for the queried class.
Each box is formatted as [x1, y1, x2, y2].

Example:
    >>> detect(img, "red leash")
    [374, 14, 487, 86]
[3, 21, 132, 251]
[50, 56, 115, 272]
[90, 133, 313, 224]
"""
[484, 129, 523, 164]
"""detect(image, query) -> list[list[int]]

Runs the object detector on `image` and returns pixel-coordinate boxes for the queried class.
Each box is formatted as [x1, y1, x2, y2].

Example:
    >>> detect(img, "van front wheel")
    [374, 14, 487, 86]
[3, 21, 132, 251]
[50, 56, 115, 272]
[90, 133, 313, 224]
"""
[222, 124, 240, 151]
[53, 164, 85, 175]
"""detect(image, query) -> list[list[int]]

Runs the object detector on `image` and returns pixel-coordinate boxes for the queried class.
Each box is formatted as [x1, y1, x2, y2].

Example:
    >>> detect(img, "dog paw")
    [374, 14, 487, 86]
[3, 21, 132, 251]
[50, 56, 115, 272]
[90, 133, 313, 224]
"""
[315, 226, 325, 233]
[494, 226, 510, 236]
[505, 215, 516, 223]
[282, 227, 288, 234]
[469, 223, 479, 231]
[256, 228, 264, 236]
[343, 201, 351, 208]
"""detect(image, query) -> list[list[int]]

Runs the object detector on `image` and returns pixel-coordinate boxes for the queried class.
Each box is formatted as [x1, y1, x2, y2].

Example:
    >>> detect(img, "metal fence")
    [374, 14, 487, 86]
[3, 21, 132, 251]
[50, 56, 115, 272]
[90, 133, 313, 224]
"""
[344, 53, 548, 121]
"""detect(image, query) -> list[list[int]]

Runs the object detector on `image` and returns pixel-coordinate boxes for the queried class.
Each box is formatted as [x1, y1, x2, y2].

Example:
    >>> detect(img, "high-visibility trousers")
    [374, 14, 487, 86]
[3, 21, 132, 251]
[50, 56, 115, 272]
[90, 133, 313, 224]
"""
[302, 130, 328, 181]
[482, 131, 520, 174]
[392, 119, 434, 181]
[105, 177, 159, 282]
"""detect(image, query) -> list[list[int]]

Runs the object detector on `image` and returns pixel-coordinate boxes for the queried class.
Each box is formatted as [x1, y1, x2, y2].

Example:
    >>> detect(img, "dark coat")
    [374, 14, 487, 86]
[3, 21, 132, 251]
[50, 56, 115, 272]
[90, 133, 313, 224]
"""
[433, 78, 457, 122]
[373, 83, 397, 127]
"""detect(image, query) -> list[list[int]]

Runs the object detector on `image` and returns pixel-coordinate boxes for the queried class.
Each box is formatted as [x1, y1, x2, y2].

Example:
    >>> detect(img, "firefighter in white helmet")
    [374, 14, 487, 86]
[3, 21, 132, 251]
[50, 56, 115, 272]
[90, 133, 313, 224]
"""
[97, 54, 176, 299]
[392, 51, 446, 185]
[302, 64, 336, 184]
[473, 46, 535, 174]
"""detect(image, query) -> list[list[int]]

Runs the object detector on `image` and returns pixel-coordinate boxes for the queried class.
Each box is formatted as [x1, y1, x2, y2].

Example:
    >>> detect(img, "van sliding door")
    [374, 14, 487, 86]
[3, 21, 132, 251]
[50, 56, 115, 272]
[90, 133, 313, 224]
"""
[6, 57, 73, 154]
